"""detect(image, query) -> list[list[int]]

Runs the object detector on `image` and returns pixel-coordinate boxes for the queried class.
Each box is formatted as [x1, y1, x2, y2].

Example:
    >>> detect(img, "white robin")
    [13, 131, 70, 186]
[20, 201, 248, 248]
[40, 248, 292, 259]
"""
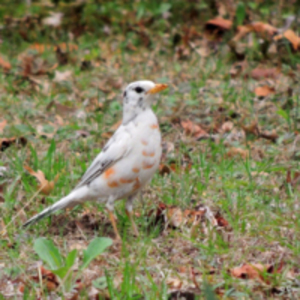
[23, 80, 168, 240]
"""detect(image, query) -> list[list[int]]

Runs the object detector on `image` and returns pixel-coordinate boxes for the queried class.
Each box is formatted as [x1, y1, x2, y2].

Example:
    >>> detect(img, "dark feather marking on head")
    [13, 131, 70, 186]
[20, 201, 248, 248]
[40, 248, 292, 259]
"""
[138, 97, 143, 107]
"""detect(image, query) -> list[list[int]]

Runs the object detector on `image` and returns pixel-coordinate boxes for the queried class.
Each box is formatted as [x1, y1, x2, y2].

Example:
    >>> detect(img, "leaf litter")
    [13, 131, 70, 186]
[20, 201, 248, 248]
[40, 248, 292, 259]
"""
[1, 1, 300, 298]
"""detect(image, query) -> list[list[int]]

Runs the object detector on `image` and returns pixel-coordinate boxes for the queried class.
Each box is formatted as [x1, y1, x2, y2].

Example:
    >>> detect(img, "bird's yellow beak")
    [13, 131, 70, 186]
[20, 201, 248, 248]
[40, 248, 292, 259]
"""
[147, 83, 168, 94]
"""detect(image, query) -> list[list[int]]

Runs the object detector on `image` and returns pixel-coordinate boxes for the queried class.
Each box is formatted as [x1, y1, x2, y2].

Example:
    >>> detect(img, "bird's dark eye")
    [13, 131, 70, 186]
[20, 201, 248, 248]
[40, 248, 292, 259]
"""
[135, 87, 144, 93]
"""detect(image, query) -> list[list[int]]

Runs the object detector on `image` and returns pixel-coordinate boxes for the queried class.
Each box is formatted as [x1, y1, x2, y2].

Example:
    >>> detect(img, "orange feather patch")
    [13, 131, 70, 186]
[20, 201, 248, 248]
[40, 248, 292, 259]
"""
[132, 167, 140, 173]
[104, 168, 115, 179]
[107, 181, 119, 188]
[150, 124, 158, 129]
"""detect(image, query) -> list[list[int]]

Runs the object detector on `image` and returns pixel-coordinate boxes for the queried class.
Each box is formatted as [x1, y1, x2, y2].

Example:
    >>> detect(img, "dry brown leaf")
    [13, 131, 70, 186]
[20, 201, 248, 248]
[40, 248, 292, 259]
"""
[215, 211, 229, 227]
[227, 147, 249, 159]
[167, 206, 183, 228]
[259, 130, 278, 143]
[230, 262, 284, 284]
[0, 120, 7, 134]
[220, 121, 234, 134]
[31, 266, 59, 291]
[232, 22, 277, 42]
[181, 120, 209, 140]
[166, 277, 183, 289]
[254, 86, 275, 97]
[159, 164, 172, 175]
[230, 263, 271, 280]
[274, 29, 300, 51]
[240, 120, 260, 136]
[204, 18, 232, 41]
[24, 165, 58, 195]
[0, 55, 11, 72]
[251, 22, 278, 38]
[0, 137, 27, 151]
[251, 67, 280, 80]
[205, 18, 233, 31]
[231, 25, 253, 42]
[286, 170, 300, 187]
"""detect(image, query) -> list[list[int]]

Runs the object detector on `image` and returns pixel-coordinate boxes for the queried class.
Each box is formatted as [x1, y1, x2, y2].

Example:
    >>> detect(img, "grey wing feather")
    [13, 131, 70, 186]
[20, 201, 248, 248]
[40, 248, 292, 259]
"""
[75, 126, 132, 189]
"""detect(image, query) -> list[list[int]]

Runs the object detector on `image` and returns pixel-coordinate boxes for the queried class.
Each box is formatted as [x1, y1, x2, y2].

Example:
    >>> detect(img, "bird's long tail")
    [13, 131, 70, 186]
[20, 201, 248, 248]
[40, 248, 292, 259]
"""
[23, 189, 83, 227]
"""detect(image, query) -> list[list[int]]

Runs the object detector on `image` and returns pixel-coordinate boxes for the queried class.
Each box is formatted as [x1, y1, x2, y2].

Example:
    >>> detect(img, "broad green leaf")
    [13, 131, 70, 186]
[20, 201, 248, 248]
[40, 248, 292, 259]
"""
[65, 249, 77, 268]
[33, 238, 63, 270]
[52, 249, 77, 279]
[81, 237, 112, 270]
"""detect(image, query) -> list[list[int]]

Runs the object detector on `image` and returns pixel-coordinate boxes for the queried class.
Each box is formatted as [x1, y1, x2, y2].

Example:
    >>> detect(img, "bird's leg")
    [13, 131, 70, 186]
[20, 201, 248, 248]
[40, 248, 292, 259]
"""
[126, 196, 139, 237]
[105, 199, 121, 241]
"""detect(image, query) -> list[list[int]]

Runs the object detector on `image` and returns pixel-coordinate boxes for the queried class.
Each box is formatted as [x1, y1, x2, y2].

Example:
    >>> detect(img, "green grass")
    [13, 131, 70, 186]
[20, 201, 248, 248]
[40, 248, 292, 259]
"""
[1, 1, 300, 299]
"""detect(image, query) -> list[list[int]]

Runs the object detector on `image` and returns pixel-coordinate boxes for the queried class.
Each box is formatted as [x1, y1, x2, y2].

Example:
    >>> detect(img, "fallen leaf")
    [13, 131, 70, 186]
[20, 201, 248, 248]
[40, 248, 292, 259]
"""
[0, 137, 27, 151]
[0, 120, 7, 134]
[18, 54, 47, 77]
[251, 67, 280, 80]
[167, 206, 183, 228]
[31, 266, 59, 291]
[53, 70, 72, 82]
[159, 164, 172, 175]
[251, 22, 278, 38]
[205, 18, 232, 36]
[215, 211, 229, 227]
[181, 120, 209, 140]
[230, 263, 270, 279]
[240, 120, 260, 136]
[254, 86, 275, 97]
[227, 147, 249, 160]
[259, 130, 278, 143]
[219, 121, 234, 134]
[0, 55, 11, 72]
[230, 262, 283, 283]
[274, 29, 300, 51]
[232, 22, 277, 42]
[286, 170, 300, 187]
[166, 277, 183, 289]
[24, 165, 59, 195]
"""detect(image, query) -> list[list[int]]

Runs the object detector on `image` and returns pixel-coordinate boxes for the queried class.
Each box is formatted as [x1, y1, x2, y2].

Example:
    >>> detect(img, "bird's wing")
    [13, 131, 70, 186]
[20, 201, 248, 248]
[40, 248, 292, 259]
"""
[75, 125, 133, 189]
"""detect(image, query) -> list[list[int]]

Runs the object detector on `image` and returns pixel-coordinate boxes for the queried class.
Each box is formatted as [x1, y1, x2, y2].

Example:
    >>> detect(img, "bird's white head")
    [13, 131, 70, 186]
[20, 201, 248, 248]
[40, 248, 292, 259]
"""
[122, 80, 168, 124]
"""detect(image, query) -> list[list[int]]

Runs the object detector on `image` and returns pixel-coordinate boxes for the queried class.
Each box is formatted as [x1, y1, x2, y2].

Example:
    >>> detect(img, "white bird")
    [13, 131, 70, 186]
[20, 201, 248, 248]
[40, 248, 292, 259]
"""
[23, 80, 168, 240]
